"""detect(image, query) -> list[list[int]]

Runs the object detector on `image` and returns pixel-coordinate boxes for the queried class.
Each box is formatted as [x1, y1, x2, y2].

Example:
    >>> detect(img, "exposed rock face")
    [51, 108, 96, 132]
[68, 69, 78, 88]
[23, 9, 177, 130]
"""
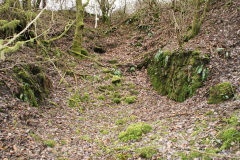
[208, 82, 235, 104]
[12, 64, 52, 107]
[148, 50, 209, 102]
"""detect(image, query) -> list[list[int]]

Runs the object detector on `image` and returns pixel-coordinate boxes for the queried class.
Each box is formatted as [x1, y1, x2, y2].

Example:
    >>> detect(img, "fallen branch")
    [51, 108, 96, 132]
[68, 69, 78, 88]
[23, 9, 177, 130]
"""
[44, 20, 75, 44]
[69, 49, 104, 67]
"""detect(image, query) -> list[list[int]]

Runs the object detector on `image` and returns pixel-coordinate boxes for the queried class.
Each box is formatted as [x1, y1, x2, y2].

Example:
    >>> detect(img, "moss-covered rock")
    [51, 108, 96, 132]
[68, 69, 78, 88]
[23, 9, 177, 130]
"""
[208, 82, 234, 104]
[148, 49, 209, 102]
[12, 64, 52, 107]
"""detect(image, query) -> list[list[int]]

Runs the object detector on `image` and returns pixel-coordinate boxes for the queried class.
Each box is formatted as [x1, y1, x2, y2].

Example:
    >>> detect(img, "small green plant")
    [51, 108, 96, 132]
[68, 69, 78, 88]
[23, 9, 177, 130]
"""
[154, 49, 163, 62]
[80, 135, 91, 142]
[178, 151, 202, 160]
[137, 146, 158, 159]
[124, 96, 136, 104]
[130, 67, 136, 72]
[68, 90, 81, 108]
[116, 119, 126, 125]
[98, 85, 115, 91]
[100, 129, 109, 135]
[219, 127, 240, 150]
[113, 98, 121, 104]
[97, 94, 105, 101]
[75, 128, 81, 134]
[60, 140, 67, 145]
[129, 90, 140, 95]
[205, 110, 213, 115]
[78, 117, 87, 121]
[102, 68, 111, 73]
[44, 140, 56, 148]
[119, 123, 152, 142]
[81, 92, 90, 102]
[115, 153, 129, 160]
[108, 59, 118, 64]
[30, 133, 41, 141]
[112, 75, 121, 84]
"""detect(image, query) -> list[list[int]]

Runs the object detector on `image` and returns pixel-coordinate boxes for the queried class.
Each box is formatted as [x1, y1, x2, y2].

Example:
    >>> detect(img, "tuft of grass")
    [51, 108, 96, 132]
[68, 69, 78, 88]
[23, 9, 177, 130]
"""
[119, 123, 152, 142]
[137, 146, 158, 159]
[44, 140, 56, 148]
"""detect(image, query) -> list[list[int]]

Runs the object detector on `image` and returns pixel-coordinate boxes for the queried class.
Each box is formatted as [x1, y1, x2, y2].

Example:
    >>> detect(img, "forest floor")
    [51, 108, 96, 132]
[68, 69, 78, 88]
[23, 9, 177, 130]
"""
[0, 0, 240, 159]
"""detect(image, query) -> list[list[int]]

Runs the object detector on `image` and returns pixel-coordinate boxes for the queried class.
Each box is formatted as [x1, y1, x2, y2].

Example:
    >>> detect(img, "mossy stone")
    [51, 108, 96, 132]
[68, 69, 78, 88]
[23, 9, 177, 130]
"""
[148, 50, 209, 102]
[208, 82, 234, 104]
[12, 64, 51, 107]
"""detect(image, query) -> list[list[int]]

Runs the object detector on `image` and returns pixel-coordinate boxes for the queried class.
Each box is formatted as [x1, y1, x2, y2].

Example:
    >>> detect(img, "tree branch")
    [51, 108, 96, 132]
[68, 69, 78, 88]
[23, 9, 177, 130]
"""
[0, 6, 47, 51]
[83, 0, 90, 8]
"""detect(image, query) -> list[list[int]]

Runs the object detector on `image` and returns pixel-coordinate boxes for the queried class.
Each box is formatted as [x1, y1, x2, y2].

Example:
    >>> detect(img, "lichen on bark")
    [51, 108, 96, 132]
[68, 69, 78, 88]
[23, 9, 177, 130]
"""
[148, 50, 209, 102]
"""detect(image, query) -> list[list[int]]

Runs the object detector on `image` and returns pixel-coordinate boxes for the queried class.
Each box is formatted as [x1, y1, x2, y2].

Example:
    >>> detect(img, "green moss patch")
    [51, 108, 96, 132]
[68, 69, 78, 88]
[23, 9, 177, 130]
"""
[119, 123, 152, 142]
[112, 75, 121, 84]
[218, 127, 240, 150]
[113, 98, 121, 104]
[208, 82, 234, 104]
[148, 49, 209, 102]
[137, 146, 158, 159]
[124, 96, 136, 104]
[12, 64, 52, 107]
[218, 114, 240, 150]
[116, 119, 126, 125]
[44, 140, 56, 148]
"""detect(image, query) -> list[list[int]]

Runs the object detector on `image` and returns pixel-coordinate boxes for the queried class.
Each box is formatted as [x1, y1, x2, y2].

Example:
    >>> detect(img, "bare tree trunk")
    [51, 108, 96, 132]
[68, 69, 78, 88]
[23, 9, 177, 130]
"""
[42, 0, 46, 8]
[35, 0, 41, 9]
[191, 0, 201, 37]
[123, 0, 127, 14]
